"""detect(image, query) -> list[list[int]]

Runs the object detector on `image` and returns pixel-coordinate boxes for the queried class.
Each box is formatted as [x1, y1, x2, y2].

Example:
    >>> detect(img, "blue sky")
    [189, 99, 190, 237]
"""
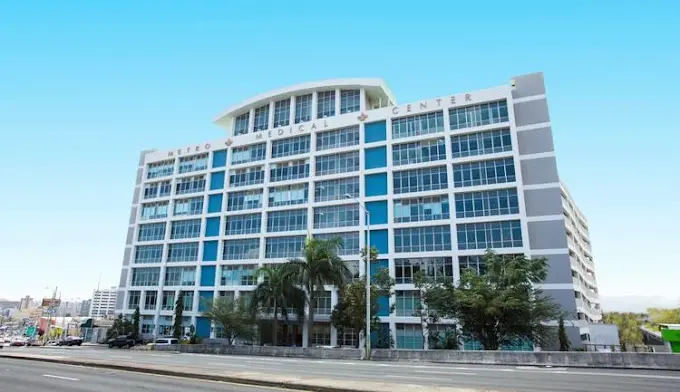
[1, 1, 678, 308]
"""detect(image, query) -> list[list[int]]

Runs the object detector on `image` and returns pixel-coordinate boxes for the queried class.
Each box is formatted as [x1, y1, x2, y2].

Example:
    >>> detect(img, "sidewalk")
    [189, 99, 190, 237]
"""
[0, 351, 492, 392]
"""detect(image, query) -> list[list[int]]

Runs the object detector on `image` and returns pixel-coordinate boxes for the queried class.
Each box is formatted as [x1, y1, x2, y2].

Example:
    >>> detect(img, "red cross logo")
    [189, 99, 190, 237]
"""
[357, 112, 368, 122]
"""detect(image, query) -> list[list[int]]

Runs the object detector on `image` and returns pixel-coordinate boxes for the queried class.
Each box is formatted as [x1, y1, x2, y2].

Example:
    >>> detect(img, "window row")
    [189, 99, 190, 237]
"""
[392, 137, 446, 166]
[449, 100, 509, 130]
[392, 111, 445, 140]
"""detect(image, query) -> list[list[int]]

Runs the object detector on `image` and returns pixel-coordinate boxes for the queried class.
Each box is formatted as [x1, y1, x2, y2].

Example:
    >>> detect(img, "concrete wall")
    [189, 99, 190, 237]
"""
[144, 344, 680, 370]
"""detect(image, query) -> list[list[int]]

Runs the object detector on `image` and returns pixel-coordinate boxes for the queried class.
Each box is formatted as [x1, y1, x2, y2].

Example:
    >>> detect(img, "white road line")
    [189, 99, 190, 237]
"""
[415, 370, 479, 376]
[110, 355, 132, 359]
[43, 374, 79, 381]
[208, 362, 249, 367]
[385, 372, 477, 379]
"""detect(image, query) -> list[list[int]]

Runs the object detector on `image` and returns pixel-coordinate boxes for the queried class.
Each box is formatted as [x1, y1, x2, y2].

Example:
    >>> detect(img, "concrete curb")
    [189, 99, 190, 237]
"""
[0, 353, 488, 392]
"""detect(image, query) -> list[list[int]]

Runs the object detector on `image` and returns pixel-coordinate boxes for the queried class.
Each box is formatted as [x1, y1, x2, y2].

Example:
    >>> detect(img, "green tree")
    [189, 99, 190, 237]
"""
[331, 264, 394, 347]
[287, 237, 350, 347]
[602, 312, 643, 345]
[132, 307, 140, 339]
[647, 308, 680, 325]
[172, 294, 184, 340]
[106, 314, 134, 340]
[203, 297, 256, 345]
[251, 264, 306, 346]
[414, 271, 459, 350]
[455, 251, 559, 350]
[558, 315, 570, 351]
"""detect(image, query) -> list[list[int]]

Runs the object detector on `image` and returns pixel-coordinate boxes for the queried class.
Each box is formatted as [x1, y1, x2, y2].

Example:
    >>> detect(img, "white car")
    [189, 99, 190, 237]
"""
[149, 338, 179, 346]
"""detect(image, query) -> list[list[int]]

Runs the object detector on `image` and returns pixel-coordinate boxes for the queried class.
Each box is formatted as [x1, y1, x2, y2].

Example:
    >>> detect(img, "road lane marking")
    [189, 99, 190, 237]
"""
[208, 362, 249, 367]
[43, 374, 79, 381]
[111, 355, 132, 359]
[415, 370, 480, 376]
[385, 372, 477, 379]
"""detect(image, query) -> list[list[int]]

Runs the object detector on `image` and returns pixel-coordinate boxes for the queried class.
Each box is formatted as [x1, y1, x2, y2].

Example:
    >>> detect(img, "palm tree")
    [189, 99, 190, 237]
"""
[287, 237, 350, 347]
[251, 264, 306, 346]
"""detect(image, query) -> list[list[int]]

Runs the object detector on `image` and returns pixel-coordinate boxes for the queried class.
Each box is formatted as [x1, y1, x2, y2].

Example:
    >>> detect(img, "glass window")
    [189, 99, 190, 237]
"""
[161, 291, 175, 310]
[170, 219, 202, 239]
[180, 291, 194, 311]
[253, 105, 269, 132]
[311, 323, 331, 346]
[394, 225, 452, 253]
[391, 111, 444, 140]
[273, 99, 291, 128]
[392, 138, 446, 166]
[134, 245, 164, 264]
[451, 128, 512, 158]
[164, 266, 196, 286]
[449, 100, 509, 130]
[396, 291, 420, 317]
[220, 264, 257, 286]
[314, 177, 359, 202]
[454, 188, 519, 218]
[234, 113, 250, 136]
[393, 166, 448, 194]
[315, 151, 359, 176]
[131, 267, 161, 287]
[167, 242, 199, 262]
[269, 183, 308, 207]
[225, 213, 262, 235]
[396, 324, 422, 349]
[173, 196, 204, 216]
[271, 135, 311, 158]
[231, 143, 266, 165]
[147, 159, 174, 179]
[227, 189, 263, 211]
[127, 291, 141, 310]
[143, 291, 157, 311]
[314, 204, 359, 229]
[222, 238, 260, 260]
[316, 125, 360, 151]
[394, 257, 453, 284]
[394, 195, 450, 223]
[314, 232, 360, 256]
[452, 157, 516, 188]
[138, 223, 166, 242]
[295, 94, 312, 124]
[269, 159, 310, 182]
[143, 180, 171, 200]
[178, 153, 208, 174]
[314, 291, 332, 315]
[340, 89, 360, 114]
[317, 90, 336, 118]
[458, 254, 523, 275]
[456, 220, 523, 250]
[175, 175, 206, 195]
[229, 166, 264, 187]
[265, 236, 306, 258]
[140, 201, 169, 220]
[267, 209, 307, 232]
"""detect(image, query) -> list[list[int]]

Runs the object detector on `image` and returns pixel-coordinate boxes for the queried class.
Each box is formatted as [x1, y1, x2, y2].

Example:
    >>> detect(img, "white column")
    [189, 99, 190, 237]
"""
[311, 91, 318, 120]
[289, 95, 296, 126]
[268, 100, 275, 129]
[359, 88, 366, 112]
[330, 289, 339, 346]
[335, 88, 341, 115]
[248, 107, 255, 134]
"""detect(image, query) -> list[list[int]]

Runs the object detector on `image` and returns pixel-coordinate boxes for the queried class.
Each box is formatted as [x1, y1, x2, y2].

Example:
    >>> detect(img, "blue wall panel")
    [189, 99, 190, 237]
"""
[205, 217, 220, 237]
[366, 201, 387, 225]
[200, 265, 216, 286]
[368, 230, 388, 254]
[210, 171, 225, 190]
[364, 121, 387, 143]
[202, 240, 218, 261]
[365, 173, 387, 197]
[365, 146, 387, 169]
[207, 194, 223, 213]
[196, 317, 211, 338]
[212, 150, 227, 168]
[198, 291, 214, 312]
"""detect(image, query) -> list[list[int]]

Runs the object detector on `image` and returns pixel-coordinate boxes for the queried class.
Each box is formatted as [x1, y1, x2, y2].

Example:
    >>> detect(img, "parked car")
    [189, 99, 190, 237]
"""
[107, 335, 136, 349]
[58, 336, 83, 346]
[9, 338, 26, 347]
[149, 338, 179, 346]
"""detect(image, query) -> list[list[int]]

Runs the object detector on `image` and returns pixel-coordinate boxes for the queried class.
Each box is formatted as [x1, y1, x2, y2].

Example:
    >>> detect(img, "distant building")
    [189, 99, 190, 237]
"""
[89, 288, 117, 318]
[19, 295, 33, 310]
[79, 299, 91, 317]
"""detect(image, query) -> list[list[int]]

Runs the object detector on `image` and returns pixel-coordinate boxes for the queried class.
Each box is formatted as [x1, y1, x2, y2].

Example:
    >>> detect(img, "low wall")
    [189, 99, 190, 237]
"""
[370, 349, 680, 370]
[142, 344, 680, 370]
[152, 344, 363, 360]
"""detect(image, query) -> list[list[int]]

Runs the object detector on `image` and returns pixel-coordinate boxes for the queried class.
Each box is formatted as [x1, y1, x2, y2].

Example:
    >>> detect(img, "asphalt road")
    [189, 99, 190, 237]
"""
[0, 356, 303, 392]
[2, 346, 680, 392]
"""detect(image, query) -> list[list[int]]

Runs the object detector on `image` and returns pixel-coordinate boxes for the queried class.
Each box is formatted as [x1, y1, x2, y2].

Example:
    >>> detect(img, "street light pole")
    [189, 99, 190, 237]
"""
[345, 194, 371, 360]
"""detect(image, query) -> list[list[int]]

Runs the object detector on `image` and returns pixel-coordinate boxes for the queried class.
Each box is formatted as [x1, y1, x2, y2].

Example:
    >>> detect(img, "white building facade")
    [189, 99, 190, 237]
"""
[89, 288, 117, 318]
[116, 72, 602, 349]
